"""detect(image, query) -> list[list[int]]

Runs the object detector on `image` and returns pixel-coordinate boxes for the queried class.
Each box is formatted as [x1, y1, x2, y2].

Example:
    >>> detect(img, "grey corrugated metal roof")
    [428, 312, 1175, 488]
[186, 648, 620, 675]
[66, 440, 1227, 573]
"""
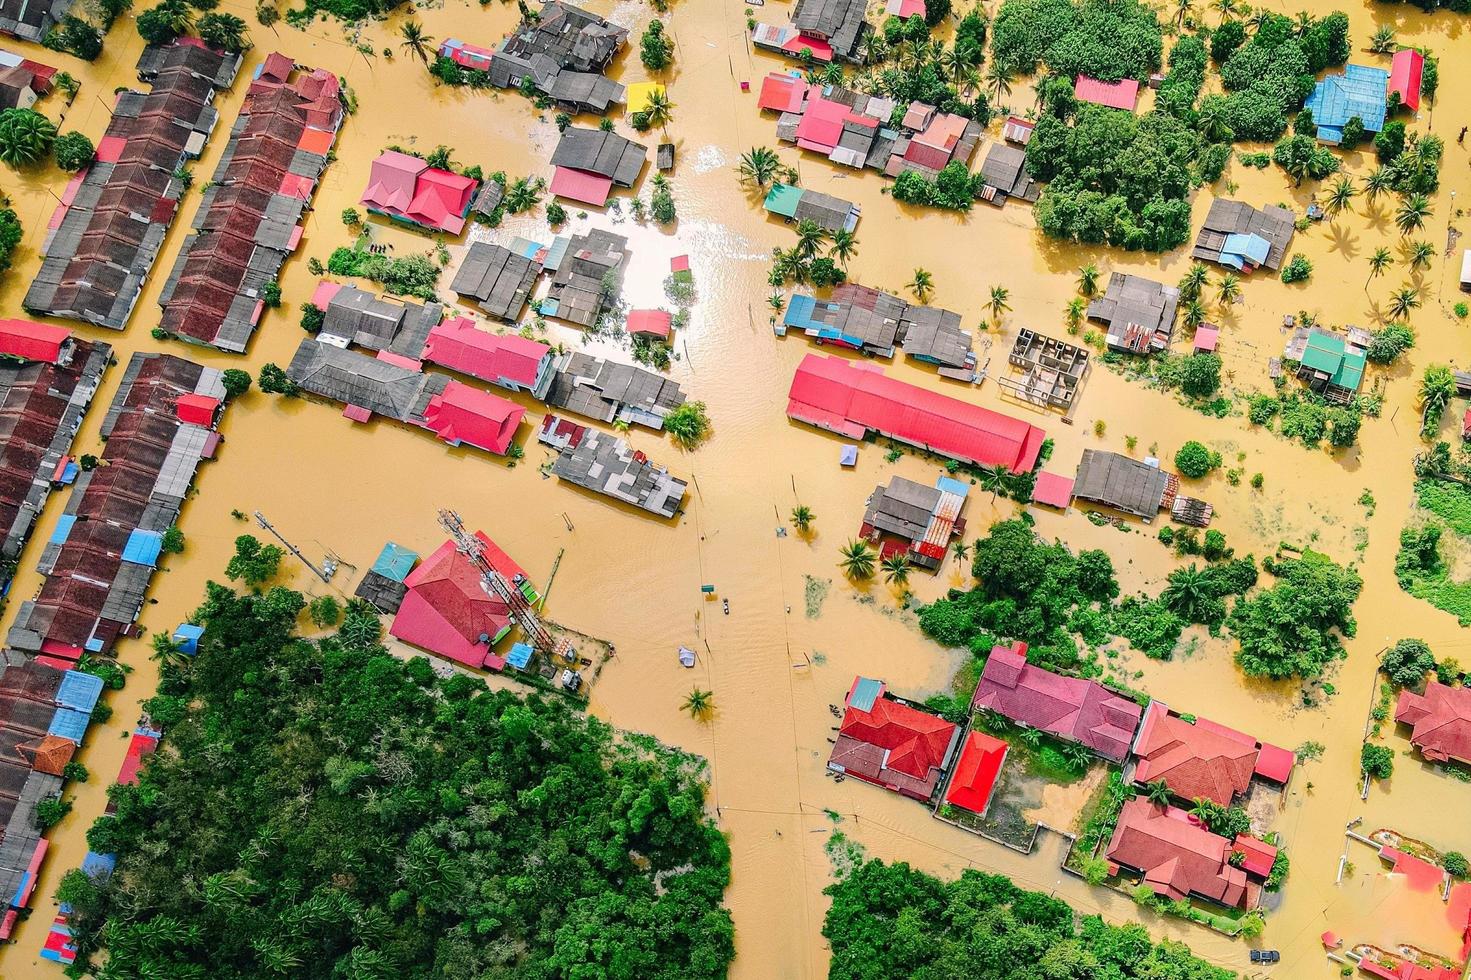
[550, 426, 685, 517]
[550, 127, 647, 186]
[451, 242, 541, 321]
[1073, 449, 1170, 518]
[286, 339, 433, 420]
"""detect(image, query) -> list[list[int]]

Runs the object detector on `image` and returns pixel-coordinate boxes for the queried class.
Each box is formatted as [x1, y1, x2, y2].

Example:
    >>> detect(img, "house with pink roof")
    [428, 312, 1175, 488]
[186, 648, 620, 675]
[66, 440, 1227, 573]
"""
[971, 642, 1143, 762]
[421, 380, 524, 456]
[422, 317, 555, 399]
[361, 150, 479, 235]
[1075, 75, 1140, 112]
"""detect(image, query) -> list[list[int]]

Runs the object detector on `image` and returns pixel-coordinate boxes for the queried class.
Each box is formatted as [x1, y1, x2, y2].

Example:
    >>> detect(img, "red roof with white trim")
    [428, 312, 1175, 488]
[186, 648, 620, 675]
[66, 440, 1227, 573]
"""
[787, 354, 1046, 473]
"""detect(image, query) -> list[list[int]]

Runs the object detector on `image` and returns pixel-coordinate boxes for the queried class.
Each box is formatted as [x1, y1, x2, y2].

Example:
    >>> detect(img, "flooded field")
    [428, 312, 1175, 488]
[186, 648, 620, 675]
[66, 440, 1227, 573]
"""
[3, 0, 1471, 974]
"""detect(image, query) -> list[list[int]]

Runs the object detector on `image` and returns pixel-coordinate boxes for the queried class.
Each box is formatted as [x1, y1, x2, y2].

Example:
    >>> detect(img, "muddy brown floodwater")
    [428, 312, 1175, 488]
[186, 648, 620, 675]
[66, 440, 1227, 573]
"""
[3, 0, 1471, 975]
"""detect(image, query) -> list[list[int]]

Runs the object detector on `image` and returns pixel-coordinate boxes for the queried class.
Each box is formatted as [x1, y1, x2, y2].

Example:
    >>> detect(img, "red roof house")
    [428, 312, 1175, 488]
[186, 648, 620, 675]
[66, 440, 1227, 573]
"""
[795, 97, 852, 153]
[422, 317, 551, 392]
[361, 150, 477, 234]
[0, 320, 69, 363]
[827, 677, 960, 800]
[1390, 49, 1425, 113]
[1231, 834, 1278, 878]
[972, 642, 1142, 762]
[1075, 75, 1140, 111]
[549, 166, 615, 207]
[420, 380, 524, 455]
[626, 309, 672, 340]
[174, 393, 220, 427]
[1031, 471, 1074, 509]
[787, 354, 1046, 474]
[115, 730, 160, 787]
[944, 730, 1007, 814]
[1107, 799, 1250, 907]
[1396, 681, 1471, 765]
[388, 532, 523, 670]
[758, 72, 810, 113]
[1132, 702, 1258, 805]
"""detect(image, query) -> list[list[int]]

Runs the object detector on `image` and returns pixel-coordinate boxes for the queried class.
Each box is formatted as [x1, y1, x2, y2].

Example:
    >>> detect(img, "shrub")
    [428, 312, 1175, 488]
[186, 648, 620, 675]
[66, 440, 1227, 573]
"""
[1366, 323, 1415, 364]
[299, 302, 325, 334]
[221, 368, 251, 399]
[62, 761, 89, 782]
[34, 796, 71, 829]
[640, 20, 673, 71]
[665, 401, 711, 449]
[1381, 638, 1436, 687]
[1280, 254, 1312, 283]
[160, 526, 185, 555]
[1444, 851, 1469, 879]
[1179, 353, 1221, 399]
[1173, 441, 1220, 478]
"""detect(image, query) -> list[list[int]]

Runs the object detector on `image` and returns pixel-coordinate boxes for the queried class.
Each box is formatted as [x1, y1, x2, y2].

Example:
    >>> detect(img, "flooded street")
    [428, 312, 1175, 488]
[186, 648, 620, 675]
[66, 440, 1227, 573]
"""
[3, 0, 1471, 974]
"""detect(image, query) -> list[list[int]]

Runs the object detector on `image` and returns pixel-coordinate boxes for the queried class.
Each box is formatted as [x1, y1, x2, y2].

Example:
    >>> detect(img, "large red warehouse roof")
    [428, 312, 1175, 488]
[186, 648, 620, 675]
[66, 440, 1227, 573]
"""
[787, 354, 1046, 473]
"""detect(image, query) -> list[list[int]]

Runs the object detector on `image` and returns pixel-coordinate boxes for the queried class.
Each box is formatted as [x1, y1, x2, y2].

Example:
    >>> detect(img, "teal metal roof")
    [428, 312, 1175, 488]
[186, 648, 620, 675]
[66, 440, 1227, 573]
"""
[764, 183, 803, 219]
[849, 676, 883, 712]
[370, 542, 419, 583]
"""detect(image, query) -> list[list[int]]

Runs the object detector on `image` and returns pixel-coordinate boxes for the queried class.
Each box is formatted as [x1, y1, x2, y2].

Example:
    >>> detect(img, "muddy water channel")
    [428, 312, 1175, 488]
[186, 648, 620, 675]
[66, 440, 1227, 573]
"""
[3, 0, 1471, 974]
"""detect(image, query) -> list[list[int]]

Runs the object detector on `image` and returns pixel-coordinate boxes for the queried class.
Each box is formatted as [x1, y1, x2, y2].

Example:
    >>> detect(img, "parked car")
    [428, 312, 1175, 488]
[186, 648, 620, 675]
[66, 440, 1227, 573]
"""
[1249, 950, 1281, 964]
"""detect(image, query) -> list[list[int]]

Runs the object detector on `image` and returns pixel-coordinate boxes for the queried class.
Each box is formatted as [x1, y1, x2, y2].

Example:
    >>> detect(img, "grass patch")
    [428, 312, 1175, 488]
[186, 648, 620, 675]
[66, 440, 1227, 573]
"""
[1416, 479, 1471, 536]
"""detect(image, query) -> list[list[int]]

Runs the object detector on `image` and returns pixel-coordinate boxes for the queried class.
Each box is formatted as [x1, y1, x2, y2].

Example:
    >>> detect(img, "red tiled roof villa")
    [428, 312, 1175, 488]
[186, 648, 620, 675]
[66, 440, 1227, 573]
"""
[1106, 799, 1250, 908]
[944, 730, 1007, 815]
[1396, 681, 1471, 765]
[827, 676, 960, 801]
[1132, 702, 1258, 806]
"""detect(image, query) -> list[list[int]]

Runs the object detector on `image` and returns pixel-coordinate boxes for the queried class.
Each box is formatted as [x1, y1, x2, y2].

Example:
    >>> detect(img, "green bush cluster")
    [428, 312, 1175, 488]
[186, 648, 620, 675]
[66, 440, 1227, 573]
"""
[1230, 550, 1362, 679]
[326, 246, 440, 300]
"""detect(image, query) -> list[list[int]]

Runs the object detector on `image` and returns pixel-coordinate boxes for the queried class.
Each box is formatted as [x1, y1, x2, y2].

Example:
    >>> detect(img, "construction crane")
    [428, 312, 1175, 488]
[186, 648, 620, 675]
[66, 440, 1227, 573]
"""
[437, 508, 555, 653]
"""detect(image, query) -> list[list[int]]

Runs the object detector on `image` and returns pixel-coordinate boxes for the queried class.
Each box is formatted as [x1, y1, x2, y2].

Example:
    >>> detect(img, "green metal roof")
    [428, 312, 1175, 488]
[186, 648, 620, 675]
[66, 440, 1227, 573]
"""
[1333, 349, 1366, 391]
[1299, 329, 1345, 375]
[763, 183, 803, 219]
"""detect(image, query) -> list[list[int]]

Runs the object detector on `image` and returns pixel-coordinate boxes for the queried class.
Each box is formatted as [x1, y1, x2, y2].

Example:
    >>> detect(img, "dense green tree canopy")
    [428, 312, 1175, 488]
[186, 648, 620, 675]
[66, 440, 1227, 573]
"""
[1230, 550, 1362, 679]
[990, 0, 1162, 81]
[824, 858, 1235, 980]
[63, 580, 734, 979]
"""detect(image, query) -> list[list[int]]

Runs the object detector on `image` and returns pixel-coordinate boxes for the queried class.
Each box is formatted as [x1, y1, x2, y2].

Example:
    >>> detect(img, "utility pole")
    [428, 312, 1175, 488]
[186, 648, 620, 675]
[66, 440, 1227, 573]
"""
[253, 511, 332, 583]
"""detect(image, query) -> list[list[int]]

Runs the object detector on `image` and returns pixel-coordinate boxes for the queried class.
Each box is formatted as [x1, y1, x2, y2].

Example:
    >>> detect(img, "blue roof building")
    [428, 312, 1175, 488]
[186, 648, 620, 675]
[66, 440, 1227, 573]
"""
[121, 529, 163, 568]
[55, 671, 104, 713]
[1304, 64, 1389, 144]
[1218, 233, 1272, 272]
[506, 642, 534, 670]
[172, 622, 205, 654]
[48, 707, 91, 744]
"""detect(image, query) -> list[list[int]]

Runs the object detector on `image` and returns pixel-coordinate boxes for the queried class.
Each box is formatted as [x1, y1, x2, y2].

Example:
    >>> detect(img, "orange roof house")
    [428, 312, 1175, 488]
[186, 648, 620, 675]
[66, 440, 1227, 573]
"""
[827, 677, 960, 801]
[1396, 681, 1471, 765]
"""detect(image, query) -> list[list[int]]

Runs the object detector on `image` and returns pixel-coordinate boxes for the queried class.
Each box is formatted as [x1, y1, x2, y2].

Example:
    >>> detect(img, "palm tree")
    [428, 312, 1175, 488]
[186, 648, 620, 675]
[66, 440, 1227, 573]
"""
[1323, 174, 1357, 220]
[793, 219, 827, 262]
[1182, 298, 1207, 331]
[908, 268, 934, 303]
[737, 146, 781, 187]
[790, 505, 814, 532]
[977, 464, 1007, 501]
[1216, 273, 1240, 308]
[150, 633, 191, 673]
[1196, 97, 1232, 143]
[1395, 193, 1432, 236]
[1292, 10, 1312, 35]
[1357, 166, 1387, 201]
[1173, 0, 1193, 26]
[1189, 797, 1215, 824]
[643, 89, 675, 136]
[1161, 564, 1211, 621]
[682, 688, 714, 720]
[984, 62, 1012, 103]
[1408, 239, 1435, 271]
[838, 540, 876, 578]
[828, 228, 857, 267]
[950, 538, 971, 562]
[986, 285, 1011, 326]
[1421, 364, 1456, 434]
[821, 61, 844, 87]
[1077, 263, 1100, 297]
[882, 554, 910, 586]
[1247, 8, 1270, 32]
[1065, 296, 1086, 333]
[1366, 246, 1393, 287]
[1178, 262, 1209, 302]
[399, 21, 433, 64]
[1369, 24, 1397, 54]
[1213, 0, 1237, 20]
[1388, 285, 1421, 319]
[0, 108, 56, 167]
[1145, 780, 1173, 806]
